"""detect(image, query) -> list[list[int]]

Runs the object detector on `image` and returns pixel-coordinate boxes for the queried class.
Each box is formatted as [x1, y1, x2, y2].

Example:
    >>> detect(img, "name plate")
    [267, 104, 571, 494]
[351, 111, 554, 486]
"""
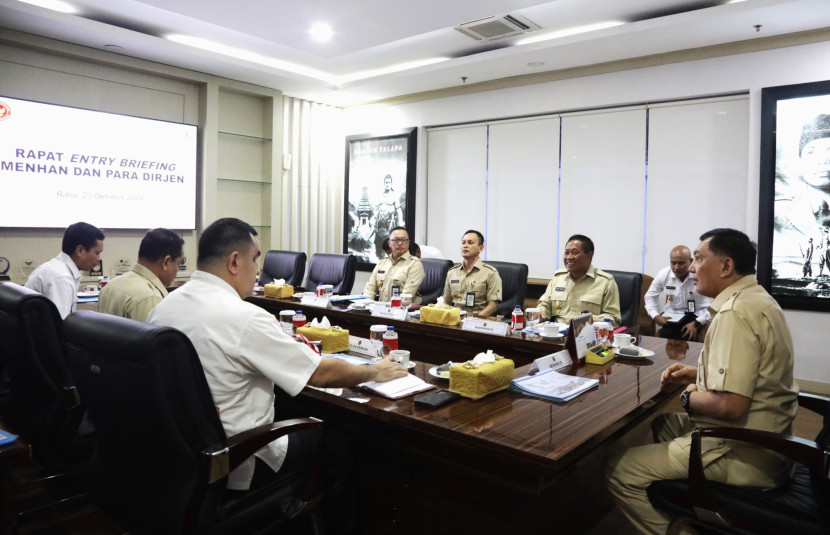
[528, 350, 572, 374]
[371, 306, 408, 321]
[349, 336, 379, 358]
[301, 295, 331, 308]
[462, 317, 509, 336]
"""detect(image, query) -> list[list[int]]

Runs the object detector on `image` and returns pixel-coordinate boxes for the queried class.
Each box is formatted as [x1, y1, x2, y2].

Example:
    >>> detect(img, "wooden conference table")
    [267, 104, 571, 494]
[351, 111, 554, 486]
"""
[250, 296, 702, 534]
[247, 295, 566, 367]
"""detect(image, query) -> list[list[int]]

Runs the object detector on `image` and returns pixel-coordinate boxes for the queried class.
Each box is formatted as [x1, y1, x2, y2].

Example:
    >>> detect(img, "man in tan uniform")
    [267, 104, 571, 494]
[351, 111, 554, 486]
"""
[99, 228, 184, 321]
[442, 229, 502, 317]
[605, 228, 798, 535]
[537, 234, 621, 325]
[363, 226, 425, 303]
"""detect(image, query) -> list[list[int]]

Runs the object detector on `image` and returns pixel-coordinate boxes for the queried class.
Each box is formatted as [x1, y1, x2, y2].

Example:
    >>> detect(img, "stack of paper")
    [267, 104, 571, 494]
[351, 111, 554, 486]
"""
[359, 374, 434, 399]
[509, 369, 598, 402]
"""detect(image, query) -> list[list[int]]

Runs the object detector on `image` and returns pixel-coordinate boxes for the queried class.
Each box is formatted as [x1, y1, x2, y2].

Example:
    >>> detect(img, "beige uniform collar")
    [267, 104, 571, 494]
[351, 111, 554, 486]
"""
[709, 274, 758, 314]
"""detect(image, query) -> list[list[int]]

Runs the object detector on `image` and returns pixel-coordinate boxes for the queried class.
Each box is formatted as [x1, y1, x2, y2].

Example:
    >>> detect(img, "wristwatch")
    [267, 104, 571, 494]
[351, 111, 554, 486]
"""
[680, 390, 693, 416]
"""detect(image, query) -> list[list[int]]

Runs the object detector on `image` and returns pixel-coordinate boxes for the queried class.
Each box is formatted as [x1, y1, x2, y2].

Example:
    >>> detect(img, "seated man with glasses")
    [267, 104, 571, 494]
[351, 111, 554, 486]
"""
[363, 226, 425, 303]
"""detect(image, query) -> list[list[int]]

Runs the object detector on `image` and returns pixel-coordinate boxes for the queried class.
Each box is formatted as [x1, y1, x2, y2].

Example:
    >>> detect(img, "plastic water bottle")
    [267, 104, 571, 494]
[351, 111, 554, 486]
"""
[382, 326, 398, 355]
[511, 305, 524, 332]
[603, 318, 613, 346]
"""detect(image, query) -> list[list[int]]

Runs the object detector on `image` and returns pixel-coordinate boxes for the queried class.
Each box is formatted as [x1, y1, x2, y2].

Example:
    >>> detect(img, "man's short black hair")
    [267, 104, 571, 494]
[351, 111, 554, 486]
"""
[567, 234, 594, 254]
[197, 218, 258, 269]
[138, 228, 185, 262]
[382, 238, 391, 254]
[62, 222, 104, 255]
[699, 228, 757, 275]
[389, 226, 409, 237]
[463, 229, 485, 247]
[409, 242, 421, 256]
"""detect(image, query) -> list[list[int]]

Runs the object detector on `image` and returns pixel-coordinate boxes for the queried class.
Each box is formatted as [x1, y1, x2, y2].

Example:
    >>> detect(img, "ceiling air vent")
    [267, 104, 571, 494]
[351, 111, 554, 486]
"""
[455, 13, 541, 42]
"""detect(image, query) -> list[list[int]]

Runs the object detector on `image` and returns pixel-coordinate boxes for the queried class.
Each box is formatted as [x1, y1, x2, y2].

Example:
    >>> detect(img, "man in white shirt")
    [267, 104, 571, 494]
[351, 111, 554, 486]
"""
[644, 245, 712, 341]
[148, 217, 405, 493]
[98, 228, 184, 322]
[25, 222, 104, 318]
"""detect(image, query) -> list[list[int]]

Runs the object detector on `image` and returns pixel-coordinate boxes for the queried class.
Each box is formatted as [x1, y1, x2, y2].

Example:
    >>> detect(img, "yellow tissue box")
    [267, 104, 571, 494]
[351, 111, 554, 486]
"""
[449, 357, 515, 400]
[585, 346, 615, 365]
[420, 304, 461, 326]
[264, 283, 294, 298]
[296, 325, 349, 354]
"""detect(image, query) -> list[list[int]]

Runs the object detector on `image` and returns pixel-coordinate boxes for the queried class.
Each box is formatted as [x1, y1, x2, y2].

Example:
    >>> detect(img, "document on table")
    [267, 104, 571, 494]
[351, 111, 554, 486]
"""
[663, 312, 686, 323]
[359, 374, 435, 399]
[509, 369, 598, 402]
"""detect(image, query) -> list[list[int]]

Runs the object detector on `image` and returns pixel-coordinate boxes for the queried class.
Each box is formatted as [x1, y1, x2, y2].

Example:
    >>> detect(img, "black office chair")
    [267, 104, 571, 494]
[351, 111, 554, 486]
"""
[0, 282, 93, 471]
[305, 253, 357, 295]
[419, 258, 452, 305]
[259, 250, 307, 287]
[0, 282, 93, 531]
[605, 269, 643, 328]
[647, 392, 830, 535]
[487, 261, 529, 317]
[63, 310, 326, 535]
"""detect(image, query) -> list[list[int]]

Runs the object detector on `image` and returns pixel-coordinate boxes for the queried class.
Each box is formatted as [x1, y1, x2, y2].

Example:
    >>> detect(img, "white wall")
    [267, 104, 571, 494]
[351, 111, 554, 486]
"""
[343, 39, 830, 391]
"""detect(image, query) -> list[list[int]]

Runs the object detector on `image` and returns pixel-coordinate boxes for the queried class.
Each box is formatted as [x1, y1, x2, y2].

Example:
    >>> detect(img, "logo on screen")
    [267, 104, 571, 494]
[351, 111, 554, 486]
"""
[0, 101, 10, 121]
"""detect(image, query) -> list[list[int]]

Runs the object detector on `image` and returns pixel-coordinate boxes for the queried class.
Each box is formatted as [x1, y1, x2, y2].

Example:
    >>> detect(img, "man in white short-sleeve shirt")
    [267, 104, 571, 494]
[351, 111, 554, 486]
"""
[148, 217, 405, 491]
[25, 222, 104, 319]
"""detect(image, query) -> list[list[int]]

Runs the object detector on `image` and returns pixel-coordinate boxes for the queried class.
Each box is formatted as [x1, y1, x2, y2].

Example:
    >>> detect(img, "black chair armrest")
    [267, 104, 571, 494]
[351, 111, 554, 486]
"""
[201, 417, 322, 484]
[798, 392, 830, 416]
[686, 426, 827, 528]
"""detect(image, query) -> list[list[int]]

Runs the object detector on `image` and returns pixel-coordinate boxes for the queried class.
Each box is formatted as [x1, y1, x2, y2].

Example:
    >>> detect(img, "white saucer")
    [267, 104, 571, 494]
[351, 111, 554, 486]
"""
[614, 346, 655, 359]
[541, 333, 564, 340]
[401, 360, 416, 370]
[428, 365, 450, 379]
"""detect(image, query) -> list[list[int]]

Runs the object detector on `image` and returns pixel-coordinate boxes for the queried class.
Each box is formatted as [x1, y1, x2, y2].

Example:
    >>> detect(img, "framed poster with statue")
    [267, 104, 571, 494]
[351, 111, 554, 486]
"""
[343, 128, 417, 270]
[758, 80, 830, 311]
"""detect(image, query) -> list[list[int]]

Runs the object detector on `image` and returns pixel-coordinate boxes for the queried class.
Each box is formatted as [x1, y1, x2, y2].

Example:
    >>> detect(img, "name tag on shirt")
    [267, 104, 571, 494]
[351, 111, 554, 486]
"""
[555, 287, 566, 291]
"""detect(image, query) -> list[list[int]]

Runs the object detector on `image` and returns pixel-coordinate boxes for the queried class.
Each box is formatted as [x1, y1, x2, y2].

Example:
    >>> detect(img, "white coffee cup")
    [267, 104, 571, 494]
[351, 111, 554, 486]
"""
[614, 333, 634, 348]
[82, 283, 99, 292]
[390, 349, 410, 369]
[542, 323, 560, 337]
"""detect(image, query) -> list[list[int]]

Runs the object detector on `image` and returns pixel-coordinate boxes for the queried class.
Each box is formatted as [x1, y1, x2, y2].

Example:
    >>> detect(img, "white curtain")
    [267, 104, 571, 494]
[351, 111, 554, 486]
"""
[281, 97, 344, 258]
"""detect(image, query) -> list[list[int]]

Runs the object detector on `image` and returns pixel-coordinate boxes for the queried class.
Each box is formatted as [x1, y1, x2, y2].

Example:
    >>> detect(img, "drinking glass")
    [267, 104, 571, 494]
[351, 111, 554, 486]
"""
[400, 293, 413, 310]
[525, 308, 541, 335]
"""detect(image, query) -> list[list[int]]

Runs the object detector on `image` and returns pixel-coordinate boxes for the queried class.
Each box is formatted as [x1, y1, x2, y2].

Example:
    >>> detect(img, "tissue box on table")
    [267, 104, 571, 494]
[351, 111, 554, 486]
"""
[449, 351, 515, 400]
[296, 317, 349, 354]
[420, 304, 461, 326]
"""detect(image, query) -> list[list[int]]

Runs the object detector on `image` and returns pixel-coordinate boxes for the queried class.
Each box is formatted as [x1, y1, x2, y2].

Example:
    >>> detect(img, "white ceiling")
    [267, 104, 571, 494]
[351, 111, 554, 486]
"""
[1, 0, 829, 106]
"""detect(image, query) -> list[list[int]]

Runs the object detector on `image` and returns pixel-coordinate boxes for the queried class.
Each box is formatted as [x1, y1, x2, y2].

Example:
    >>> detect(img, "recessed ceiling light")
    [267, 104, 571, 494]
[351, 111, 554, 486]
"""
[516, 21, 623, 46]
[16, 0, 76, 13]
[309, 23, 333, 43]
[528, 61, 545, 67]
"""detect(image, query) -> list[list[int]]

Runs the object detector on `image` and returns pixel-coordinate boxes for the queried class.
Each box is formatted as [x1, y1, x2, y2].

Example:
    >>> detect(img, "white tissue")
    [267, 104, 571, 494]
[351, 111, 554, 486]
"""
[309, 316, 331, 329]
[435, 296, 445, 306]
[472, 349, 495, 365]
[273, 278, 286, 285]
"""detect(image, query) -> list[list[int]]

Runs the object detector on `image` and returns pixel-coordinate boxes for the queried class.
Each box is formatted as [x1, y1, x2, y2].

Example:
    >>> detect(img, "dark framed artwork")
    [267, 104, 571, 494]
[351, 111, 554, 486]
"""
[343, 128, 417, 270]
[758, 80, 830, 311]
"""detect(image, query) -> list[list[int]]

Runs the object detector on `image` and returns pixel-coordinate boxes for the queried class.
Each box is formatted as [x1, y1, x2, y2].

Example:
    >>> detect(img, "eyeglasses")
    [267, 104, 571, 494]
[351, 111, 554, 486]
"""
[388, 238, 409, 244]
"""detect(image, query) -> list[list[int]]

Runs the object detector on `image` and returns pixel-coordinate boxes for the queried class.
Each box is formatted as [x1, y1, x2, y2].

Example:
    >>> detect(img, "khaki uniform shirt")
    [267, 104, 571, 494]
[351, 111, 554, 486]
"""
[363, 252, 425, 303]
[98, 263, 168, 322]
[537, 265, 621, 326]
[442, 258, 502, 315]
[688, 275, 798, 486]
